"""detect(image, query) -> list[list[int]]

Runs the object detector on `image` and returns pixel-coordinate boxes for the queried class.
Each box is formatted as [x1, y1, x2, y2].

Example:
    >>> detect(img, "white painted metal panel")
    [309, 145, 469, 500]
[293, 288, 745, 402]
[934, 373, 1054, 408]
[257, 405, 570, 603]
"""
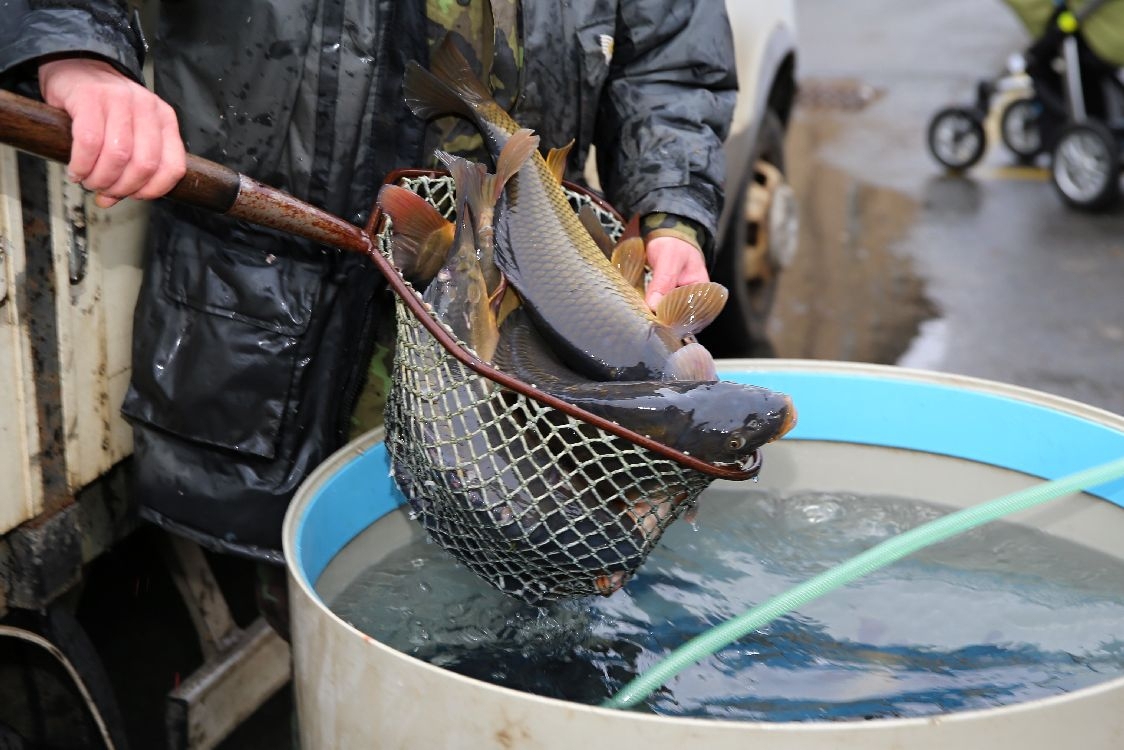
[87, 196, 146, 465]
[47, 165, 146, 492]
[0, 146, 43, 534]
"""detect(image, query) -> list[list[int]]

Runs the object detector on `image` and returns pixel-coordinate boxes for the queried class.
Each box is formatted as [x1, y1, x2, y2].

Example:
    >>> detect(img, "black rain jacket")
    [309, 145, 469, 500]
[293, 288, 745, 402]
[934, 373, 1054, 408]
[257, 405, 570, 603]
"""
[0, 0, 737, 560]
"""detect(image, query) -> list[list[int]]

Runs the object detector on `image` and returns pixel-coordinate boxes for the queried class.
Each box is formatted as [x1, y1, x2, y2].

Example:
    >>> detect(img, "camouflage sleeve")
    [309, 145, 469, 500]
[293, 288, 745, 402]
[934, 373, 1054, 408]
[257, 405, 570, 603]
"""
[640, 212, 706, 257]
[0, 0, 146, 93]
[594, 0, 737, 264]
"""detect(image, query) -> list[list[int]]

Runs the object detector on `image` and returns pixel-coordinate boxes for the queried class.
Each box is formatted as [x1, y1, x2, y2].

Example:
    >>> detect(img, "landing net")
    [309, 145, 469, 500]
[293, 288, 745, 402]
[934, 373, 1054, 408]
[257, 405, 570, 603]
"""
[378, 174, 721, 605]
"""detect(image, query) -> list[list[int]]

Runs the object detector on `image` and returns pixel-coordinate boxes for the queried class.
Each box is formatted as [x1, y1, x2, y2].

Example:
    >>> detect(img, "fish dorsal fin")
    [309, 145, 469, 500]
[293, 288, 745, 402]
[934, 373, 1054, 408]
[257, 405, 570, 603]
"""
[654, 282, 729, 337]
[579, 204, 616, 259]
[494, 129, 541, 197]
[376, 184, 454, 283]
[481, 131, 539, 243]
[436, 133, 537, 222]
[610, 237, 647, 291]
[437, 132, 539, 294]
[662, 341, 718, 382]
[545, 140, 574, 184]
[435, 149, 484, 203]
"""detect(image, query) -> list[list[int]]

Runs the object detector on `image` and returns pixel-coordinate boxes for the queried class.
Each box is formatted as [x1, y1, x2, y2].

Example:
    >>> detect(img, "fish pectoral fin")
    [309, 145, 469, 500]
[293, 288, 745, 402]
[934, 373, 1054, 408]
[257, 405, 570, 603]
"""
[545, 140, 574, 184]
[475, 321, 500, 364]
[377, 184, 454, 282]
[492, 280, 522, 326]
[654, 282, 729, 337]
[610, 237, 647, 291]
[579, 204, 616, 259]
[663, 341, 718, 382]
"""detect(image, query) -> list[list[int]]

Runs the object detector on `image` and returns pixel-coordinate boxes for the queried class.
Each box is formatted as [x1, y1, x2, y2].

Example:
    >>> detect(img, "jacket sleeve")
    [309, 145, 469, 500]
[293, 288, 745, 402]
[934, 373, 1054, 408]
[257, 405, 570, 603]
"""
[594, 0, 738, 262]
[0, 0, 146, 93]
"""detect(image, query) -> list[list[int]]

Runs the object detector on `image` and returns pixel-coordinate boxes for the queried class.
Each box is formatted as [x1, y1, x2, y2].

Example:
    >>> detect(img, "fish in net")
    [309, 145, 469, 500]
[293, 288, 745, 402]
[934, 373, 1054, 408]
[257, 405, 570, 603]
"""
[378, 173, 737, 605]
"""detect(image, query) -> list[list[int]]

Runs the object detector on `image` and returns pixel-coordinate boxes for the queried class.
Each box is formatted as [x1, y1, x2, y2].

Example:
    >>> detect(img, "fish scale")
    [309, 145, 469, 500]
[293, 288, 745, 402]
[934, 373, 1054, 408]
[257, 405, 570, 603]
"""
[498, 155, 682, 380]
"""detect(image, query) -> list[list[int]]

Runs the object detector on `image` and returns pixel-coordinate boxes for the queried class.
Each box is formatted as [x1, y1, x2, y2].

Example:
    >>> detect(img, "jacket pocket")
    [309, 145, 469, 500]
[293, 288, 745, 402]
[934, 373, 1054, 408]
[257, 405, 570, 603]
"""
[121, 223, 324, 460]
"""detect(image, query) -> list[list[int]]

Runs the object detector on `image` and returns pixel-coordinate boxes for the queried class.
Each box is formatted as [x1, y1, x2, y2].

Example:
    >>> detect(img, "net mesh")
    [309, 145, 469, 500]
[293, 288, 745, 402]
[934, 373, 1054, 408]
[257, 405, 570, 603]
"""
[379, 174, 716, 605]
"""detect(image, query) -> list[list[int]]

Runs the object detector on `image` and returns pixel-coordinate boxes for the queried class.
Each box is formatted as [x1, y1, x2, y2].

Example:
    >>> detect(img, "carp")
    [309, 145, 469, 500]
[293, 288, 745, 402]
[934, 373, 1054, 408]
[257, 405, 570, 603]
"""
[494, 307, 795, 471]
[403, 36, 728, 383]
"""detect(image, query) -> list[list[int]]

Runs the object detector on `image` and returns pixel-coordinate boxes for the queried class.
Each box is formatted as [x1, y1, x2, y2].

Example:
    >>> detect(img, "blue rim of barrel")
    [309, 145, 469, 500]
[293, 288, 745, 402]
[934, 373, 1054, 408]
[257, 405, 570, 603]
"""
[290, 364, 1124, 587]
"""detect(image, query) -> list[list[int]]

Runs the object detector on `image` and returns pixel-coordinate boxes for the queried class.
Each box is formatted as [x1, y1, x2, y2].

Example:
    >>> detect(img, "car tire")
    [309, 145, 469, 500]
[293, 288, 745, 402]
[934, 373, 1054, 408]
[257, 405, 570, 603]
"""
[701, 109, 790, 359]
[0, 606, 130, 750]
[926, 106, 987, 171]
[1050, 120, 1121, 212]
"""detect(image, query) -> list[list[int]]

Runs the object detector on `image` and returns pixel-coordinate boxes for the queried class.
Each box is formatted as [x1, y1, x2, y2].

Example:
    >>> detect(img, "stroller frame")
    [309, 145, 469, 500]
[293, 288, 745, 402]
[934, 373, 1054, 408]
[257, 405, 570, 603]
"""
[927, 0, 1124, 210]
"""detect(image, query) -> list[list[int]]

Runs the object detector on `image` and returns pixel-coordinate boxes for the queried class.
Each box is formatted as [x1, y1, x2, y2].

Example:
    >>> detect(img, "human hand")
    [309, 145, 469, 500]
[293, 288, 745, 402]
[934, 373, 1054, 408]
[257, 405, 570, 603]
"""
[38, 58, 186, 208]
[643, 235, 710, 310]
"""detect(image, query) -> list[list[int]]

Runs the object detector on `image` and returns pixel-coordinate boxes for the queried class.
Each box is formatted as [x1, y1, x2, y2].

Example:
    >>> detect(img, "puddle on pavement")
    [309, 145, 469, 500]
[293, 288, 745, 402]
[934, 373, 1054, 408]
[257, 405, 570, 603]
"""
[768, 107, 937, 364]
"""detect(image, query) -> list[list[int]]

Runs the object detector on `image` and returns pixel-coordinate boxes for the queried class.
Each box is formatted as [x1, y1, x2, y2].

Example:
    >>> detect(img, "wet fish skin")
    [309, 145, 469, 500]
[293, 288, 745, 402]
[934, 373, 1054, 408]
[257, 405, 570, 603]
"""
[403, 36, 727, 382]
[378, 131, 540, 359]
[495, 308, 796, 469]
[421, 173, 497, 360]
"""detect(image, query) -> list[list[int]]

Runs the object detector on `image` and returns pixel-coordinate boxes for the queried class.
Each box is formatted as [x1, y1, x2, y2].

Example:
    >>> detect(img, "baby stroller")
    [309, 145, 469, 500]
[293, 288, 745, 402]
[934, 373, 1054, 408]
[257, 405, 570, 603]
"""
[927, 0, 1124, 210]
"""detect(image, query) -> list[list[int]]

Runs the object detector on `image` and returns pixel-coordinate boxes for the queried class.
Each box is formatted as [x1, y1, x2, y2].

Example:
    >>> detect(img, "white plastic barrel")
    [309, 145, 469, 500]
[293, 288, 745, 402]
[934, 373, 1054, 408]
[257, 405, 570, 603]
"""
[284, 360, 1124, 749]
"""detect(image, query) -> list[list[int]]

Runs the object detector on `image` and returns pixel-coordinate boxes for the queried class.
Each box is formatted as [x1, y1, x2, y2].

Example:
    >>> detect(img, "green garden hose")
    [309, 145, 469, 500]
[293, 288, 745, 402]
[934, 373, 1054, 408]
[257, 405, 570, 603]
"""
[602, 454, 1124, 710]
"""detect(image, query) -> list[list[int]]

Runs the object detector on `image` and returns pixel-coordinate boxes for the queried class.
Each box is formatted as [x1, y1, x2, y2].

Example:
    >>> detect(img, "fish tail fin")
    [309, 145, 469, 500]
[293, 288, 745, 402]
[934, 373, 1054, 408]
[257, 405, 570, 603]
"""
[491, 129, 539, 201]
[403, 63, 471, 122]
[662, 341, 718, 382]
[440, 130, 537, 237]
[435, 150, 481, 202]
[377, 184, 454, 281]
[655, 282, 729, 337]
[404, 36, 494, 121]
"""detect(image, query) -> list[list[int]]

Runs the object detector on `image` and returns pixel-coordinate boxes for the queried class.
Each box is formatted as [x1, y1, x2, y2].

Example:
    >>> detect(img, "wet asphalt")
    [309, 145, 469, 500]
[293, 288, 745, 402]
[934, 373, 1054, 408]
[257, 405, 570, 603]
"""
[772, 0, 1124, 417]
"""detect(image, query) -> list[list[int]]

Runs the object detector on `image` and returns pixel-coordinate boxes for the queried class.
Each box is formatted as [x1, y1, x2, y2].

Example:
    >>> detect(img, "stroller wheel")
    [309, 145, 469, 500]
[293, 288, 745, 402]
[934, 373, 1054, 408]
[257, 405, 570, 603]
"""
[1050, 120, 1121, 211]
[927, 106, 986, 171]
[999, 97, 1043, 161]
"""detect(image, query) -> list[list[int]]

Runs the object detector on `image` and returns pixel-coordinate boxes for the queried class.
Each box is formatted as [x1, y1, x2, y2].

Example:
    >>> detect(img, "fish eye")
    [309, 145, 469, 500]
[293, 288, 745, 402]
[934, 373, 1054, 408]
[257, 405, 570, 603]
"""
[726, 435, 746, 451]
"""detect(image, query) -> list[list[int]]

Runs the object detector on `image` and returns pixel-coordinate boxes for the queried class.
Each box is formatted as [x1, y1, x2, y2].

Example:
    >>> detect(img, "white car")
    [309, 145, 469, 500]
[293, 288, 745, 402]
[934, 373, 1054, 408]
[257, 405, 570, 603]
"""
[703, 0, 799, 358]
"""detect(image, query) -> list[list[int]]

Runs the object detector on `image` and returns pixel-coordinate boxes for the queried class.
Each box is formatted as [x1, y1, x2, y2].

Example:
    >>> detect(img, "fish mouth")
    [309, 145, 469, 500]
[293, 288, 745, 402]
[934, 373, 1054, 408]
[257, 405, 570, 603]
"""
[728, 396, 798, 472]
[737, 398, 800, 470]
[773, 397, 798, 442]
